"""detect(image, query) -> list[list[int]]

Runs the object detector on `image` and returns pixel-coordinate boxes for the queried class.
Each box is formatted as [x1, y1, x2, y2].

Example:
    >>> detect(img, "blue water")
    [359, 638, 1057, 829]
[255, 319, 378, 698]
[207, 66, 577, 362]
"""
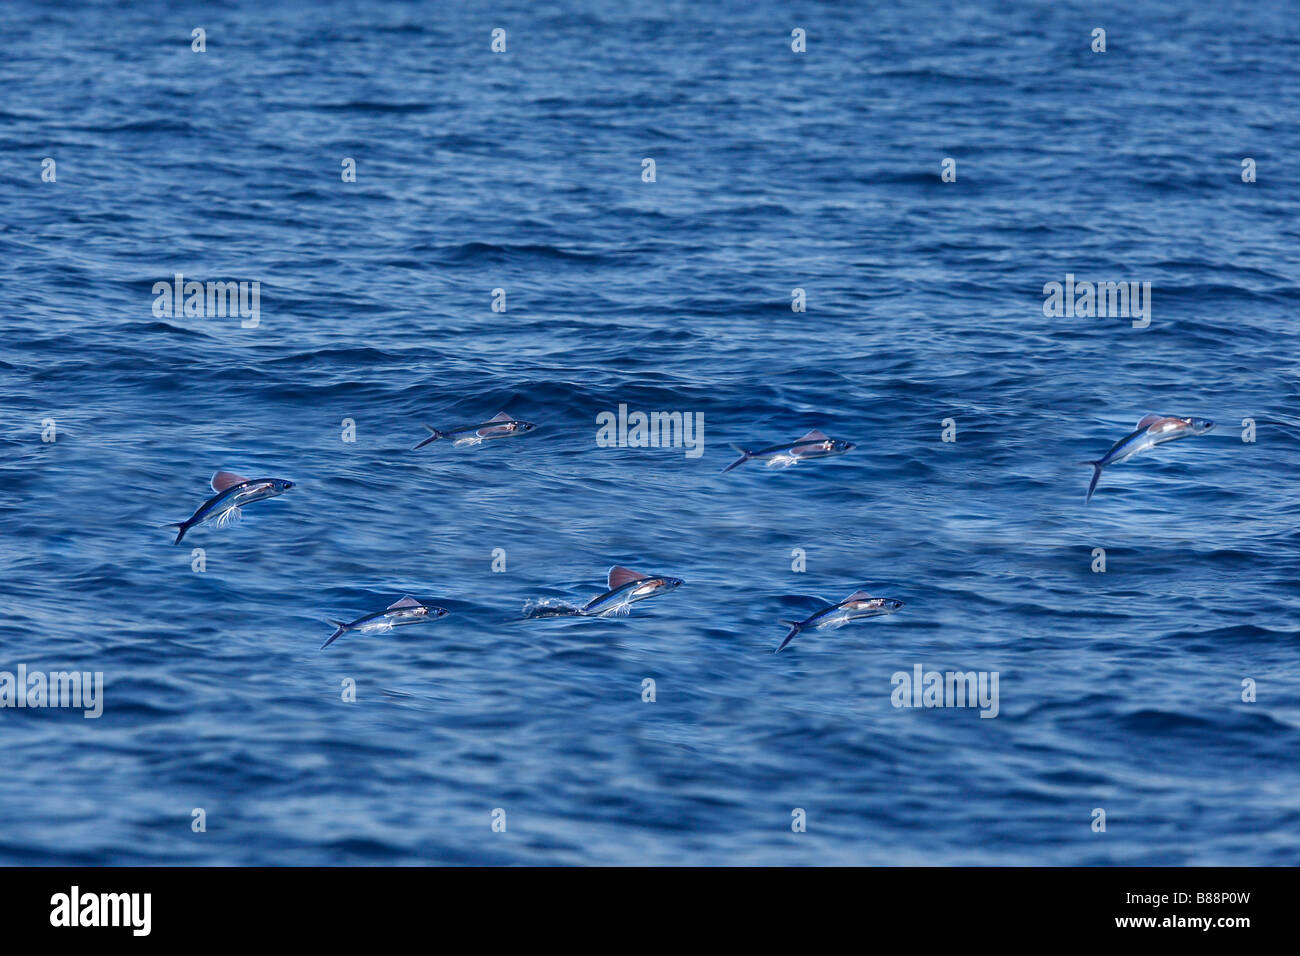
[2, 0, 1299, 865]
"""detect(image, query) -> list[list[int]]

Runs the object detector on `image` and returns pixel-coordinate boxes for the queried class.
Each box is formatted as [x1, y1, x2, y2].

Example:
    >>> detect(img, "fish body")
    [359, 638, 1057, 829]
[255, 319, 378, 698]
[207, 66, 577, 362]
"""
[414, 411, 535, 450]
[1081, 414, 1215, 503]
[321, 595, 449, 649]
[776, 590, 904, 653]
[167, 471, 294, 544]
[723, 429, 855, 473]
[580, 565, 684, 616]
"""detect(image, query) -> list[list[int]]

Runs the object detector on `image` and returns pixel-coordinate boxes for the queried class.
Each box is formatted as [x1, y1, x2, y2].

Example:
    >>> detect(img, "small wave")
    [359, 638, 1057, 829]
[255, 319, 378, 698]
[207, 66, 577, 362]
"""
[315, 101, 431, 113]
[522, 598, 584, 619]
[435, 241, 612, 265]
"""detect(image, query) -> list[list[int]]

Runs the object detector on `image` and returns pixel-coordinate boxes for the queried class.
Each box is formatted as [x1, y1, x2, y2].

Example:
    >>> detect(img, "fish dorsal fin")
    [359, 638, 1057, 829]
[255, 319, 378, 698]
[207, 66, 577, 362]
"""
[798, 429, 830, 443]
[387, 595, 421, 610]
[608, 566, 647, 589]
[1136, 414, 1164, 430]
[211, 470, 249, 492]
[489, 411, 513, 422]
[844, 590, 873, 602]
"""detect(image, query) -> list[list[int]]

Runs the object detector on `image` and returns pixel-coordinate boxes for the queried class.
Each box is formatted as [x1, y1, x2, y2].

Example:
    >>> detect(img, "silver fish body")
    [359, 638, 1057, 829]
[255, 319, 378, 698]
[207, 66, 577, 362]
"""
[723, 429, 855, 473]
[776, 591, 904, 652]
[168, 472, 294, 544]
[579, 566, 684, 616]
[414, 411, 536, 450]
[322, 596, 449, 649]
[1082, 414, 1214, 503]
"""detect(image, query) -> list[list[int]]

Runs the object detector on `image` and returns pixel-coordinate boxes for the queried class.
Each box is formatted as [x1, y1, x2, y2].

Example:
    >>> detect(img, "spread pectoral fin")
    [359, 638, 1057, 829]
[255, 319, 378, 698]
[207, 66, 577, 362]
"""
[214, 505, 242, 527]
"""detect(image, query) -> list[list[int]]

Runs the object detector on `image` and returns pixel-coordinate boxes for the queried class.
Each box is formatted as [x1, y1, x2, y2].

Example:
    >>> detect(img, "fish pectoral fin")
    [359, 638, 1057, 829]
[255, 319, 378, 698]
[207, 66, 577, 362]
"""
[1135, 414, 1164, 430]
[214, 505, 242, 528]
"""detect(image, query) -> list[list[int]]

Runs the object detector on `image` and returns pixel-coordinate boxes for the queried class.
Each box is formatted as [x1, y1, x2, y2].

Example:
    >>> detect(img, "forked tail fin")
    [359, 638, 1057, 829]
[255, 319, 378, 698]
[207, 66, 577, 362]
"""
[320, 621, 349, 649]
[1081, 460, 1104, 504]
[722, 444, 753, 474]
[775, 620, 802, 653]
[413, 425, 443, 450]
[165, 521, 188, 545]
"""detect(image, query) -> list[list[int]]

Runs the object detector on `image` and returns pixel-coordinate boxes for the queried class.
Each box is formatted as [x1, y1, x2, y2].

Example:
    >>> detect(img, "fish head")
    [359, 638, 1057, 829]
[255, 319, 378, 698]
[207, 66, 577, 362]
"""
[271, 478, 295, 493]
[634, 575, 684, 598]
[512, 420, 537, 433]
[834, 439, 856, 454]
[882, 598, 904, 612]
[1186, 417, 1214, 435]
[393, 602, 444, 622]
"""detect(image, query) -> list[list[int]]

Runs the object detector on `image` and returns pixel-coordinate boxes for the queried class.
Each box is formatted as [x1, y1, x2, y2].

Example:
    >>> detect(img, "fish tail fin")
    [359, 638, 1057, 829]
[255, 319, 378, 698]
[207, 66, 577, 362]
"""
[722, 445, 753, 473]
[320, 622, 349, 649]
[775, 620, 802, 653]
[1081, 460, 1104, 504]
[413, 426, 443, 450]
[165, 521, 188, 545]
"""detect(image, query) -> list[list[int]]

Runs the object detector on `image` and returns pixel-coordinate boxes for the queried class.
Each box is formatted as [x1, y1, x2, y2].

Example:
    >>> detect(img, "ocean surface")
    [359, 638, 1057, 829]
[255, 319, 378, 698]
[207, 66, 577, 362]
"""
[2, 0, 1299, 866]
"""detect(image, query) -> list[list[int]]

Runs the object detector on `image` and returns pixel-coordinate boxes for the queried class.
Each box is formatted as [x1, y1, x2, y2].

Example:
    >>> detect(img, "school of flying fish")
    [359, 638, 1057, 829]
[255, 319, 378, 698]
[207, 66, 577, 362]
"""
[163, 407, 1266, 653]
